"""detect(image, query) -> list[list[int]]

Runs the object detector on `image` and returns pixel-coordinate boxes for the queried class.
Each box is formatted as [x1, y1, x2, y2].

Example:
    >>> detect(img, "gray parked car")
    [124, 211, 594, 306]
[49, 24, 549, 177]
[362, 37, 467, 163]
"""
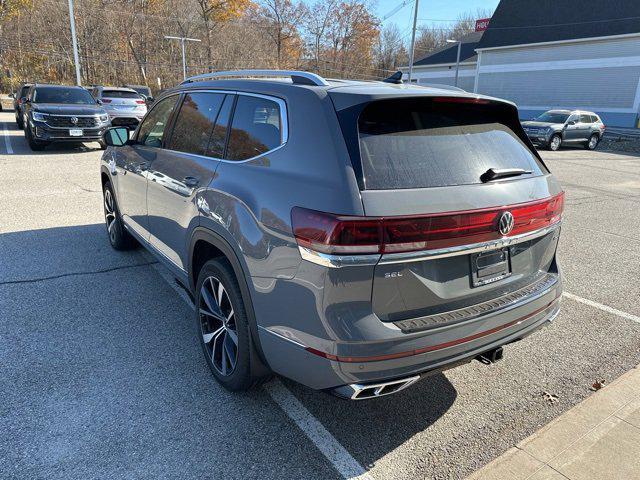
[90, 86, 147, 127]
[100, 70, 564, 399]
[522, 110, 605, 151]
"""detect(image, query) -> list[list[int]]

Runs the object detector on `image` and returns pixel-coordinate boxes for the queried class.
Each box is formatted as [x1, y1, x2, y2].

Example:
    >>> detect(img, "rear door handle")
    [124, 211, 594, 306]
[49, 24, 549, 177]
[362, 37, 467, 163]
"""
[183, 176, 200, 188]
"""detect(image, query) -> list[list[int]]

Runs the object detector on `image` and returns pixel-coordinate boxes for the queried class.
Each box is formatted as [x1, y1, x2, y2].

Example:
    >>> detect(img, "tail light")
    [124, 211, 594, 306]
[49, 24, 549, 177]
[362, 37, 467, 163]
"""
[135, 100, 145, 104]
[17, 98, 23, 105]
[101, 99, 112, 103]
[292, 193, 564, 256]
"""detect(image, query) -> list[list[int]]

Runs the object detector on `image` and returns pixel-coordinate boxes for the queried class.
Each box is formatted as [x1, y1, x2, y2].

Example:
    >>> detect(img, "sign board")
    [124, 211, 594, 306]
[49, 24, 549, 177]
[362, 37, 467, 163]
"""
[475, 18, 491, 32]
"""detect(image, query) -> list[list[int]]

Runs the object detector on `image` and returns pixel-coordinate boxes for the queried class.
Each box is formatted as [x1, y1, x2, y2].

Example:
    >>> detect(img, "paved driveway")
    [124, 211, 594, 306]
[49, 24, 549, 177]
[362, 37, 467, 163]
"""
[1, 112, 639, 479]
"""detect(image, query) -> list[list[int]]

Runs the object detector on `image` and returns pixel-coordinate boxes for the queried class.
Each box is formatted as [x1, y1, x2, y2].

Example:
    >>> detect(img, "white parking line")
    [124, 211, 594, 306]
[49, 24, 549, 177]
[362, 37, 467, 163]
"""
[563, 292, 640, 324]
[148, 259, 373, 480]
[2, 122, 13, 154]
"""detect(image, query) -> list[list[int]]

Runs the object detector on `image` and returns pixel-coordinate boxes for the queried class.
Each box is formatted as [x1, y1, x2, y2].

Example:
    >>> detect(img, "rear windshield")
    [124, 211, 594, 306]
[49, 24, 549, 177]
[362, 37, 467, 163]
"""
[102, 90, 140, 99]
[354, 98, 546, 190]
[32, 87, 95, 104]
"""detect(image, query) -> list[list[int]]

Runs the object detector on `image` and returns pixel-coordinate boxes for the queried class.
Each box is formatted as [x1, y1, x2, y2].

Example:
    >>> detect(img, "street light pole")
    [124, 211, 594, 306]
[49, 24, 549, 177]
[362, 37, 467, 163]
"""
[68, 0, 82, 86]
[407, 0, 419, 83]
[164, 36, 201, 80]
[447, 39, 462, 87]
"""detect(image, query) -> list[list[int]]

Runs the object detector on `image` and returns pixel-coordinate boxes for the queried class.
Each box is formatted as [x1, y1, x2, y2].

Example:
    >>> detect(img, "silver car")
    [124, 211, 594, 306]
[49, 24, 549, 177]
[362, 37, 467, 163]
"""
[100, 70, 564, 400]
[91, 86, 147, 127]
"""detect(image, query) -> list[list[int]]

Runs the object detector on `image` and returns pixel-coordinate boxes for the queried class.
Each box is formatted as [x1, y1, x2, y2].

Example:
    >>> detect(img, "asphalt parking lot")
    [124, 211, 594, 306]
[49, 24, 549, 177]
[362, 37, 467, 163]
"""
[1, 110, 640, 480]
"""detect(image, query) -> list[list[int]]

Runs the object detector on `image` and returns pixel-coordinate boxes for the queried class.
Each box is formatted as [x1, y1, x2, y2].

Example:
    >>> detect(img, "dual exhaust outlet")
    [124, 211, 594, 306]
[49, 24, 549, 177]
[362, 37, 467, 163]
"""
[332, 346, 505, 400]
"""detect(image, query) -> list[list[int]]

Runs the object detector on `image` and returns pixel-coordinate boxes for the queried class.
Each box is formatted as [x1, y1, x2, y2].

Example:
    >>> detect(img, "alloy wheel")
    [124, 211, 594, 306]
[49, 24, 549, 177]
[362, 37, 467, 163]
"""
[199, 276, 239, 376]
[104, 189, 117, 244]
[550, 136, 561, 150]
[589, 135, 598, 149]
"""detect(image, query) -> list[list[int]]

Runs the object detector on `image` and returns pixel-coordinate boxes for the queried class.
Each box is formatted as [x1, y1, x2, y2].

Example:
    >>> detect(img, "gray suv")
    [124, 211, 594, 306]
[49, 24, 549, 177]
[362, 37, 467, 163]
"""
[100, 70, 564, 399]
[522, 110, 605, 151]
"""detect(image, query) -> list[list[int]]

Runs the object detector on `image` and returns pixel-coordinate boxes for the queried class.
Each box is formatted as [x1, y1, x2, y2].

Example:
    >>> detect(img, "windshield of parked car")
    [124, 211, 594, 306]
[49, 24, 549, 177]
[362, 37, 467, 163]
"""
[32, 87, 95, 105]
[535, 112, 570, 123]
[102, 90, 142, 99]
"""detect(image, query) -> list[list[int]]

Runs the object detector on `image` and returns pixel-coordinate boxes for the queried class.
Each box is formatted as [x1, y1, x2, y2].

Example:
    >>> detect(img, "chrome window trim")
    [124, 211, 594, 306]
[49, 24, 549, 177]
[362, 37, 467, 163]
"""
[297, 223, 560, 269]
[156, 89, 288, 163]
[379, 222, 561, 265]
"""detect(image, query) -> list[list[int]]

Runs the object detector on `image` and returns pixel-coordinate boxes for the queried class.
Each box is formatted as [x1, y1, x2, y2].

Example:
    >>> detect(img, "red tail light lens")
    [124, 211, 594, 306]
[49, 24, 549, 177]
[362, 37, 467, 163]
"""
[101, 99, 112, 103]
[292, 193, 564, 255]
[135, 100, 145, 104]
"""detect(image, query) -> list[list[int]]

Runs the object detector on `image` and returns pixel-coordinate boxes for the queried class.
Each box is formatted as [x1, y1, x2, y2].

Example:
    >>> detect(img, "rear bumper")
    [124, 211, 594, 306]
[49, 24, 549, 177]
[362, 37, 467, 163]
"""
[258, 275, 562, 391]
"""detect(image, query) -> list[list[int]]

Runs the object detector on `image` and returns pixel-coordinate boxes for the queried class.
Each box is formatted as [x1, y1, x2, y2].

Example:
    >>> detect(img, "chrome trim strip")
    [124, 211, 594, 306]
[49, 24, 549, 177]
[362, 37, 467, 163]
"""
[298, 246, 381, 268]
[380, 222, 561, 265]
[258, 326, 307, 348]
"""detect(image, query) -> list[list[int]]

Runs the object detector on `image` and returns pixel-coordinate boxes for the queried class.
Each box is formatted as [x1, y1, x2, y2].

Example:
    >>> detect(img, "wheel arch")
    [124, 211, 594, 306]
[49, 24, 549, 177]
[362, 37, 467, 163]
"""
[188, 227, 270, 369]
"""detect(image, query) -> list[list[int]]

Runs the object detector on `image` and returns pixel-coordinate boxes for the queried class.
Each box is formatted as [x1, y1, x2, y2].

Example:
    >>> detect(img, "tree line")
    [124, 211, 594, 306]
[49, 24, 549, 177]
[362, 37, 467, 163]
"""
[0, 0, 487, 93]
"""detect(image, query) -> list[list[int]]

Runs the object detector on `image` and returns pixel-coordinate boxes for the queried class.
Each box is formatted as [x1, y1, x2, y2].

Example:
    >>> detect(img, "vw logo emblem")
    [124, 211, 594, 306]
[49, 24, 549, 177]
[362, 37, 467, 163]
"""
[499, 211, 515, 236]
[70, 116, 78, 124]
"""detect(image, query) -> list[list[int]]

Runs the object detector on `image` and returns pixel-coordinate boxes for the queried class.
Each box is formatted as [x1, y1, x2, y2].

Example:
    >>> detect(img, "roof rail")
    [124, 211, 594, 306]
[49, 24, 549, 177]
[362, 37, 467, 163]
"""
[180, 70, 330, 87]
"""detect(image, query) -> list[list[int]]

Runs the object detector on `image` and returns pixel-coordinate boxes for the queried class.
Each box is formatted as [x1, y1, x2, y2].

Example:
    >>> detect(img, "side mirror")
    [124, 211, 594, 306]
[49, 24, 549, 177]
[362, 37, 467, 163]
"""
[567, 121, 576, 126]
[103, 127, 130, 147]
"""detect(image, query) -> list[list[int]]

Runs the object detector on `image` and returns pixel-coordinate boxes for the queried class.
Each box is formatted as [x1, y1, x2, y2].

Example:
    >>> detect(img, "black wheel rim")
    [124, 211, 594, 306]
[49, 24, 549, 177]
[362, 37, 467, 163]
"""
[103, 189, 117, 244]
[199, 276, 239, 376]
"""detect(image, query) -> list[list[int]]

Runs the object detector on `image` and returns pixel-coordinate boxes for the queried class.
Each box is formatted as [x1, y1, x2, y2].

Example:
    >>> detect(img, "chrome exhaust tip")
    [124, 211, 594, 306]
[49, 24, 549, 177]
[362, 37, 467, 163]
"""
[332, 375, 421, 400]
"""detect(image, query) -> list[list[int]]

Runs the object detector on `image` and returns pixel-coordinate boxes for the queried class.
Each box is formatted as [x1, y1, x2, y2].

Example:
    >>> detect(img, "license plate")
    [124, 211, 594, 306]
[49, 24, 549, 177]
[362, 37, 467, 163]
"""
[69, 129, 83, 137]
[470, 248, 511, 287]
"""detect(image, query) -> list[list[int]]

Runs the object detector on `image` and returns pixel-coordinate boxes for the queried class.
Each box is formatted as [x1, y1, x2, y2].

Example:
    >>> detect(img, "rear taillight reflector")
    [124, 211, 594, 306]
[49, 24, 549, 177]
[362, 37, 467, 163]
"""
[292, 193, 564, 255]
[135, 100, 145, 104]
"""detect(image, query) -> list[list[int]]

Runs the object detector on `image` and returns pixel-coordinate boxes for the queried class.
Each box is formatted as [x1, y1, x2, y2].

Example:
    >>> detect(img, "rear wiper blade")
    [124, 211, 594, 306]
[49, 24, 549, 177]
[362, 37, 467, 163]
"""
[481, 168, 532, 183]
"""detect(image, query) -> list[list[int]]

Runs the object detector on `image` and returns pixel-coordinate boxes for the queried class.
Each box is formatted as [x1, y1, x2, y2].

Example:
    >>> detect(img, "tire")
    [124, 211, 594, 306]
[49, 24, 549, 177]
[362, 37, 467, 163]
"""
[196, 258, 270, 391]
[98, 140, 107, 150]
[548, 134, 562, 151]
[16, 114, 24, 130]
[102, 181, 137, 250]
[585, 133, 599, 150]
[25, 125, 48, 151]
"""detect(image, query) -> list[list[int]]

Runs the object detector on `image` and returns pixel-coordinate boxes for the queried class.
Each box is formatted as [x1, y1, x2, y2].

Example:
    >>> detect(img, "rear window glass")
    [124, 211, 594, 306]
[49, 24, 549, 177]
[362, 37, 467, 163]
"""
[102, 90, 140, 99]
[355, 98, 546, 190]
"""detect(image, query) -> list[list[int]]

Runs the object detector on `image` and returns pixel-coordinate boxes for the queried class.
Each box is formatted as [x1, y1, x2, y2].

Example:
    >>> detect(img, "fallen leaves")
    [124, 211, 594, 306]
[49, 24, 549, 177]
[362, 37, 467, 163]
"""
[542, 391, 559, 404]
[591, 379, 606, 391]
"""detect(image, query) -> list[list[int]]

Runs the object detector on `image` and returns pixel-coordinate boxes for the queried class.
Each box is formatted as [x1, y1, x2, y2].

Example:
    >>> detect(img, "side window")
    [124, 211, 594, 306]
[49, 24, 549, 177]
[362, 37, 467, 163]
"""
[226, 95, 283, 161]
[568, 114, 579, 124]
[137, 95, 179, 148]
[580, 114, 591, 124]
[168, 92, 225, 156]
[208, 95, 234, 158]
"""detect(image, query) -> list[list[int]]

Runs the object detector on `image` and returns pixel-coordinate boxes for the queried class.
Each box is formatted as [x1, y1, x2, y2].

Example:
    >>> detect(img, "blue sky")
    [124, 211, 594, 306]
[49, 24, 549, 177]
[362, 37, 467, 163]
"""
[373, 0, 500, 34]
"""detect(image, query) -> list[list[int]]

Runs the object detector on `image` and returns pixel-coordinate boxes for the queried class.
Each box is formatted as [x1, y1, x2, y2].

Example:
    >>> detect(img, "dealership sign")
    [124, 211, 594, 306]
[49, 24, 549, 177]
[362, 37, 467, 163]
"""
[475, 18, 491, 31]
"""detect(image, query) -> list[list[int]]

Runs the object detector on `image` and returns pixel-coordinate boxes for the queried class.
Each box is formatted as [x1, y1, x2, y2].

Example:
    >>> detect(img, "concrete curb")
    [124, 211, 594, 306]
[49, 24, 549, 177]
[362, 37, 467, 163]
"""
[467, 365, 640, 480]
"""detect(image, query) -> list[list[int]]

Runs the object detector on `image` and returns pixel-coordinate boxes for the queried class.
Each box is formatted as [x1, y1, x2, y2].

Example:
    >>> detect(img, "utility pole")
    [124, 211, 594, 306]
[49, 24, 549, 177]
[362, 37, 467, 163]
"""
[68, 0, 82, 85]
[407, 0, 419, 83]
[164, 36, 201, 80]
[447, 39, 462, 87]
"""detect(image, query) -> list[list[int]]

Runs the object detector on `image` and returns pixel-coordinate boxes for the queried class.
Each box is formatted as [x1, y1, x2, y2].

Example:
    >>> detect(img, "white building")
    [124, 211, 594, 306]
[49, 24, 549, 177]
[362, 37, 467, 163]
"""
[403, 0, 640, 128]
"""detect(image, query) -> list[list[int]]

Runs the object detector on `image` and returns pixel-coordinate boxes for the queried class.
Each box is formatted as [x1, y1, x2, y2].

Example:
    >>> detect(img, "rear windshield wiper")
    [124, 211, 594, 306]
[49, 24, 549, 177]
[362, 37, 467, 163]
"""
[481, 168, 532, 183]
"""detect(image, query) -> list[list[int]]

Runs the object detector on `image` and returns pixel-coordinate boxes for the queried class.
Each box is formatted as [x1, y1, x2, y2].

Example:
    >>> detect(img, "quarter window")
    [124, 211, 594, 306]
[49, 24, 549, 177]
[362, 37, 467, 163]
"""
[168, 92, 226, 156]
[137, 95, 179, 148]
[226, 95, 282, 161]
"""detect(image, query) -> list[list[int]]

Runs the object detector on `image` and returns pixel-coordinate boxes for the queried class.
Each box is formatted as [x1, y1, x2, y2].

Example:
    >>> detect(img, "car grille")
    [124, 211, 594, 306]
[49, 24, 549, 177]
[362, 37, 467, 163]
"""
[46, 115, 99, 128]
[393, 273, 559, 333]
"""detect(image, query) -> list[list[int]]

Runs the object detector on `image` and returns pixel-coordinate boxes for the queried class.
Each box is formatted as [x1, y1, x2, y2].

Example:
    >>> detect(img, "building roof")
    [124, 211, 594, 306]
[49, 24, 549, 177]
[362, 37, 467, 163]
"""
[478, 0, 640, 50]
[413, 31, 483, 66]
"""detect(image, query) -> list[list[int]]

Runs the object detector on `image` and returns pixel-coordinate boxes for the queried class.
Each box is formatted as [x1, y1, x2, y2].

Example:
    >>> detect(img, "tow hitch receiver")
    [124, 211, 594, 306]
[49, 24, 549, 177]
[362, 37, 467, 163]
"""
[476, 346, 504, 365]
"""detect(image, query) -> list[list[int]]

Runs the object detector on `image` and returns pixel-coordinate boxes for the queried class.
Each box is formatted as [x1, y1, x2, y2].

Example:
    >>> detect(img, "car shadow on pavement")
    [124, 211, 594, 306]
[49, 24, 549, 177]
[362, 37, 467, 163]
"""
[281, 368, 457, 468]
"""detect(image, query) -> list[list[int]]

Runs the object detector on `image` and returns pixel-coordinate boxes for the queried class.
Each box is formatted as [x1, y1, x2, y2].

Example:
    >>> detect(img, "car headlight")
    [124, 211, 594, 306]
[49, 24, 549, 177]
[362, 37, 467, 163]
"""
[32, 111, 47, 122]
